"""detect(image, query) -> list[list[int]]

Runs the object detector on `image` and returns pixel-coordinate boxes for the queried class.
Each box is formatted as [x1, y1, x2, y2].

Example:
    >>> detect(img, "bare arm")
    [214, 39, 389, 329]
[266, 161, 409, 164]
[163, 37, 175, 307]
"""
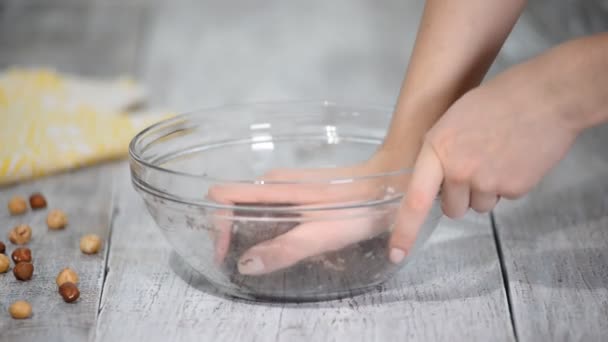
[389, 32, 608, 262]
[534, 32, 608, 132]
[381, 0, 527, 165]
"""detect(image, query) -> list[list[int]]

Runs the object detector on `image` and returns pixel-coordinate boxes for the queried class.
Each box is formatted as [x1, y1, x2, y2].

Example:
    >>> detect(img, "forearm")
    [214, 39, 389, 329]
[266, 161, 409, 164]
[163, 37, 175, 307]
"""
[382, 0, 526, 162]
[536, 33, 608, 132]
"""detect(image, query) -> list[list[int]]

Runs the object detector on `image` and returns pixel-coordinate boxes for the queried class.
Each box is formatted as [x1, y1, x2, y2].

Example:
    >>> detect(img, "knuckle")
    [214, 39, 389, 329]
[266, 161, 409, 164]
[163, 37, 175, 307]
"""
[472, 177, 496, 193]
[445, 162, 474, 184]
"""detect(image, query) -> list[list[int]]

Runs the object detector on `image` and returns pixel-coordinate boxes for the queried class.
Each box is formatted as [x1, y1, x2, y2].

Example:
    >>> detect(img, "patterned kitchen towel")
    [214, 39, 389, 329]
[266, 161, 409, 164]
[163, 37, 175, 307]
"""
[0, 67, 173, 186]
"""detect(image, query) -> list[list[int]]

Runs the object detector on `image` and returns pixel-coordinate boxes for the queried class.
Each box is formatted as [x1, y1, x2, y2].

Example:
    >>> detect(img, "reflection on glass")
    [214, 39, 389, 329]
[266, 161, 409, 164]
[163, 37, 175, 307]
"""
[251, 134, 274, 151]
[325, 125, 339, 144]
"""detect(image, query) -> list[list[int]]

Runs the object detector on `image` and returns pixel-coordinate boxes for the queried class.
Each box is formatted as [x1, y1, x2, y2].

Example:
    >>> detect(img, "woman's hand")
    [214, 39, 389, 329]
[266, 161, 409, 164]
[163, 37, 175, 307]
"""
[388, 46, 590, 263]
[207, 150, 414, 275]
[209, 30, 608, 274]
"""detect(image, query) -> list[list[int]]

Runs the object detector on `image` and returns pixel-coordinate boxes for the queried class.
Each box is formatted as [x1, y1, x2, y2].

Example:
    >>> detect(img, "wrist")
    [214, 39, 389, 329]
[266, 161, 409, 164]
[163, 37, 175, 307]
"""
[380, 92, 456, 157]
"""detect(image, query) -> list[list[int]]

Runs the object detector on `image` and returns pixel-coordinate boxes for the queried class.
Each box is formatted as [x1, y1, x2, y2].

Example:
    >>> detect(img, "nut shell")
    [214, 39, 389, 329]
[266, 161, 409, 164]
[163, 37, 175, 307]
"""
[8, 196, 27, 215]
[13, 262, 34, 281]
[80, 234, 102, 254]
[11, 247, 32, 263]
[59, 282, 80, 303]
[0, 254, 9, 273]
[29, 193, 47, 209]
[47, 209, 68, 230]
[9, 301, 32, 319]
[56, 267, 79, 287]
[8, 224, 32, 245]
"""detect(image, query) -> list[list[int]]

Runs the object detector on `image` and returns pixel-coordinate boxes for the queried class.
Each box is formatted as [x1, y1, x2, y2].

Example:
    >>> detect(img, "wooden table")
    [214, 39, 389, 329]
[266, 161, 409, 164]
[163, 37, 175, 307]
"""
[2, 1, 608, 341]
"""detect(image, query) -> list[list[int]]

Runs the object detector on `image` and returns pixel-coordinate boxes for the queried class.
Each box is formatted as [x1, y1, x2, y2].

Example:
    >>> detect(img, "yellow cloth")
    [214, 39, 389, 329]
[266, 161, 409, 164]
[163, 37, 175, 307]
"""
[0, 68, 172, 186]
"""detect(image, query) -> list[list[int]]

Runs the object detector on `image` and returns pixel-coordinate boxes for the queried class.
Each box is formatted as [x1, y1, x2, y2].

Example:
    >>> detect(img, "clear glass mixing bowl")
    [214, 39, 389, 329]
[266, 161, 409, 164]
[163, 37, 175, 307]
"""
[129, 101, 442, 301]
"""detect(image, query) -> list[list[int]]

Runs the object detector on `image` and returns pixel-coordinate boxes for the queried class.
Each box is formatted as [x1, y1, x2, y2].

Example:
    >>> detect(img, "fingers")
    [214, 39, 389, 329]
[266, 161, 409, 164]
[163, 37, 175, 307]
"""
[441, 180, 470, 218]
[212, 208, 233, 264]
[207, 176, 385, 207]
[263, 166, 355, 181]
[207, 190, 234, 264]
[389, 143, 443, 264]
[208, 183, 317, 205]
[237, 215, 384, 275]
[206, 167, 392, 272]
[469, 191, 498, 213]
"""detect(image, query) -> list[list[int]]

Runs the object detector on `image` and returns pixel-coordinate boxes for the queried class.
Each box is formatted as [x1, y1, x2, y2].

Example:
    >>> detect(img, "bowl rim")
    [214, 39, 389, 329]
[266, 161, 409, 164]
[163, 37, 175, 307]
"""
[128, 100, 414, 186]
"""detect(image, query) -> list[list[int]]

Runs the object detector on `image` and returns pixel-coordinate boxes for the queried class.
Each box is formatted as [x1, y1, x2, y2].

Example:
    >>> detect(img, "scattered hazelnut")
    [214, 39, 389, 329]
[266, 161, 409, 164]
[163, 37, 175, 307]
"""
[0, 240, 5, 254]
[56, 267, 79, 287]
[80, 234, 102, 254]
[8, 196, 27, 215]
[0, 254, 9, 273]
[47, 209, 68, 230]
[13, 262, 34, 281]
[58, 282, 80, 303]
[8, 224, 32, 245]
[11, 247, 32, 264]
[9, 301, 32, 319]
[29, 193, 47, 209]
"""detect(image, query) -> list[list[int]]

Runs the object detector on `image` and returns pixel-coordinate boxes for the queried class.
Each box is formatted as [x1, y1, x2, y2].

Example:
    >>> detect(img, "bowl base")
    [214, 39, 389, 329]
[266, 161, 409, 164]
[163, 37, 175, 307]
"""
[206, 279, 387, 303]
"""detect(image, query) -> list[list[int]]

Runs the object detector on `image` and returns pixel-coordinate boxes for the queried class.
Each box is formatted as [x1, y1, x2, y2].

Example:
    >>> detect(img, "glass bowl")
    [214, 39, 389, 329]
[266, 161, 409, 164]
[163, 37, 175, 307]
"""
[129, 101, 442, 302]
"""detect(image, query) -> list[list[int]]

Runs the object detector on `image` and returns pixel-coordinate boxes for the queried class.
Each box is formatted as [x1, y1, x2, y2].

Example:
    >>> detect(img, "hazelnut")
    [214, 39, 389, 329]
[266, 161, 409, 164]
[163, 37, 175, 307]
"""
[0, 240, 5, 254]
[47, 209, 68, 230]
[56, 267, 79, 287]
[80, 234, 102, 254]
[8, 224, 32, 245]
[29, 193, 47, 209]
[11, 247, 32, 264]
[0, 254, 9, 273]
[58, 282, 80, 303]
[9, 301, 32, 319]
[8, 196, 27, 215]
[13, 262, 34, 281]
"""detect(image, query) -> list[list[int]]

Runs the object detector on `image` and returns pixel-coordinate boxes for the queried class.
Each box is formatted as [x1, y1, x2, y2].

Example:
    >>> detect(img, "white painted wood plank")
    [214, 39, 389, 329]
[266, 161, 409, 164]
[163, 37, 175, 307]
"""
[491, 2, 608, 340]
[95, 1, 515, 340]
[95, 163, 514, 342]
[0, 164, 116, 342]
[0, 2, 145, 340]
[493, 125, 608, 342]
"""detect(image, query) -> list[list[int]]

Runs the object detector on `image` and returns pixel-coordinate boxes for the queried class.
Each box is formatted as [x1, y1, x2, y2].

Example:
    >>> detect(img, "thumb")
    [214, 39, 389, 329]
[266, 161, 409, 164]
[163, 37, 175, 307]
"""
[389, 142, 443, 263]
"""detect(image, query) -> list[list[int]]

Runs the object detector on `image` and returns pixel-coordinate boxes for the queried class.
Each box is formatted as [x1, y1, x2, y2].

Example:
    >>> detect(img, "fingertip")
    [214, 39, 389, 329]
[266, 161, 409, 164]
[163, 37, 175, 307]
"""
[211, 206, 234, 265]
[389, 248, 406, 264]
[237, 254, 266, 275]
[388, 143, 443, 264]
[388, 220, 417, 264]
[206, 185, 226, 203]
[441, 203, 469, 219]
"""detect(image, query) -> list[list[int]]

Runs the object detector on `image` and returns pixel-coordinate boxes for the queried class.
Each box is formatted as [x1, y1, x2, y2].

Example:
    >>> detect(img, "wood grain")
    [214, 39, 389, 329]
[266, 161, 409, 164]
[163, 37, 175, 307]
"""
[493, 126, 608, 341]
[0, 164, 116, 342]
[0, 1, 144, 340]
[95, 163, 514, 342]
[492, 3, 608, 340]
[5, 0, 607, 340]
